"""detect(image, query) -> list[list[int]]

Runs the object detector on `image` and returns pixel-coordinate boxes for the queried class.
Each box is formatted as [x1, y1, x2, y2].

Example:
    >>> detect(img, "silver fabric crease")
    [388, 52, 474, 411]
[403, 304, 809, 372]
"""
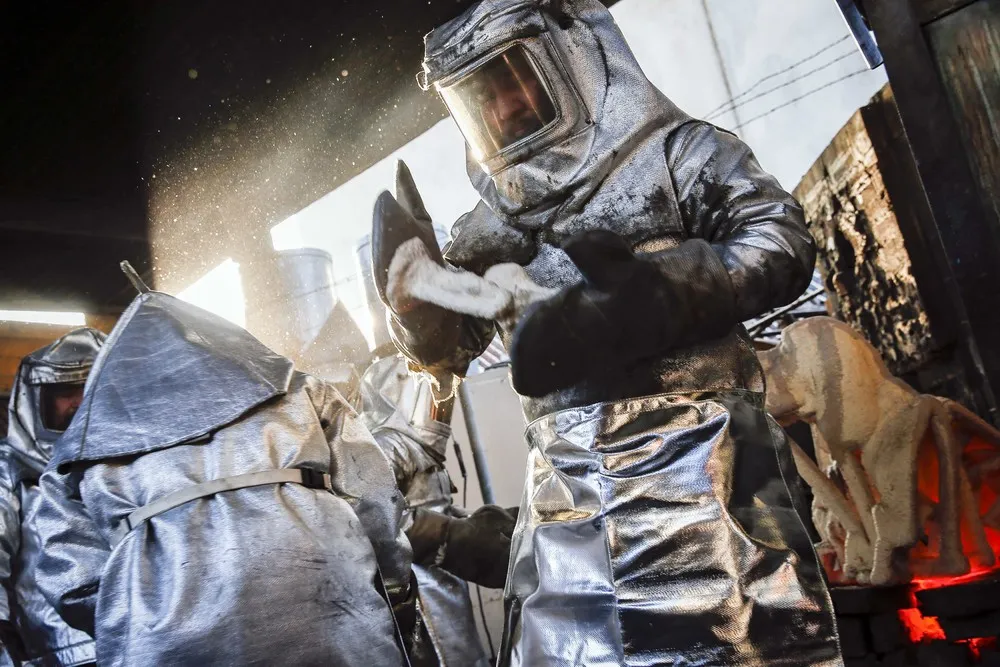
[503, 392, 840, 666]
[359, 355, 489, 667]
[33, 292, 411, 667]
[1, 328, 103, 666]
[414, 0, 843, 663]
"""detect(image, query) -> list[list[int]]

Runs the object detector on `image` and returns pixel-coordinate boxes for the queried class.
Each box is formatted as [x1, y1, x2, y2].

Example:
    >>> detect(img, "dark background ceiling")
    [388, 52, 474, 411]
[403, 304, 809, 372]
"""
[0, 0, 612, 314]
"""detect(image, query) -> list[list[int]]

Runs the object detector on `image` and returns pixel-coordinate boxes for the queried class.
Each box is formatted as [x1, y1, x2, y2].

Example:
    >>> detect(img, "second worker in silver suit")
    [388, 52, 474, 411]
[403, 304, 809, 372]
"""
[0, 329, 103, 667]
[372, 0, 844, 665]
[31, 290, 419, 666]
[354, 237, 511, 667]
[358, 354, 494, 667]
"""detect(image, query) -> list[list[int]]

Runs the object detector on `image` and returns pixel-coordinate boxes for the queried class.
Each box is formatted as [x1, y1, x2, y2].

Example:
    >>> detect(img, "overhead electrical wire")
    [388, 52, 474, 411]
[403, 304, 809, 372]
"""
[702, 34, 853, 118]
[706, 49, 859, 121]
[731, 68, 872, 131]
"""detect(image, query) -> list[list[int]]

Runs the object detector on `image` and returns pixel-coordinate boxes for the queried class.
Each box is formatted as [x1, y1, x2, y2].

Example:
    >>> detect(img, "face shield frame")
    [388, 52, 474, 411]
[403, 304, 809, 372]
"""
[431, 35, 591, 175]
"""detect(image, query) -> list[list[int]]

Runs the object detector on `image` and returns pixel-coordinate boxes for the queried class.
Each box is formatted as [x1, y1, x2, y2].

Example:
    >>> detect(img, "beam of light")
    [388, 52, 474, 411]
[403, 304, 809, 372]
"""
[270, 213, 307, 252]
[0, 310, 87, 326]
[175, 258, 247, 329]
[347, 300, 377, 352]
[269, 118, 480, 351]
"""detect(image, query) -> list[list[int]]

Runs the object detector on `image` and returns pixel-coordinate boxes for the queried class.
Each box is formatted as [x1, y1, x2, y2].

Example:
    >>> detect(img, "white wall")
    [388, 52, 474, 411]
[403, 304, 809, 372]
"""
[700, 0, 887, 188]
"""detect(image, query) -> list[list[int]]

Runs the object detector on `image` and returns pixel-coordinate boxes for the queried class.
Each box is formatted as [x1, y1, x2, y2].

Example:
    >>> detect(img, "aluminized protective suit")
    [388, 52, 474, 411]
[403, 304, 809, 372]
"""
[0, 328, 103, 667]
[386, 0, 845, 664]
[359, 355, 489, 667]
[32, 292, 412, 667]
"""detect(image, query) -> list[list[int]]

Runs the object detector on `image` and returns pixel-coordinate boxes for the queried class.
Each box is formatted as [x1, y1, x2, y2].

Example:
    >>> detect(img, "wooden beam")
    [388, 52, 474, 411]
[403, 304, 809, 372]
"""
[863, 0, 1000, 423]
[912, 0, 978, 25]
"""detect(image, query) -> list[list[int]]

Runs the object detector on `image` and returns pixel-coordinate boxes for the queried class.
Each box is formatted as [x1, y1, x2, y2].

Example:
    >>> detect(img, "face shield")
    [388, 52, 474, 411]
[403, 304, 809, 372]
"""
[429, 31, 594, 177]
[38, 381, 85, 432]
[438, 45, 558, 163]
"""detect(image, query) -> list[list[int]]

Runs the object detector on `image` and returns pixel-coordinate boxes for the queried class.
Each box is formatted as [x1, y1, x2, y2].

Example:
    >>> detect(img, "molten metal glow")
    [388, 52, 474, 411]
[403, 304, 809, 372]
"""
[893, 431, 1000, 651]
[898, 607, 945, 643]
[967, 637, 996, 659]
[911, 567, 1000, 592]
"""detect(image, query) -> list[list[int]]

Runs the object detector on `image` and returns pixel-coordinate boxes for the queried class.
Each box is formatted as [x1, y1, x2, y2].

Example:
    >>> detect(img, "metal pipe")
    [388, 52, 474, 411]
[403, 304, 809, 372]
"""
[747, 287, 825, 337]
[458, 380, 496, 505]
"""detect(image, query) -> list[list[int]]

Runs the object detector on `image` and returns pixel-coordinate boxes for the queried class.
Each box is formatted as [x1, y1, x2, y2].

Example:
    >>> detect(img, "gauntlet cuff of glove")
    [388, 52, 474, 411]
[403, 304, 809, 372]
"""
[406, 507, 454, 567]
[388, 311, 493, 378]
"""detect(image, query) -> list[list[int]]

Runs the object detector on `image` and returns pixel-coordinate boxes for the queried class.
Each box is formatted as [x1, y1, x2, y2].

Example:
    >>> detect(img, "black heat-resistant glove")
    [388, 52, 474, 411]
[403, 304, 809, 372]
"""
[408, 505, 516, 589]
[510, 229, 737, 397]
[372, 160, 463, 368]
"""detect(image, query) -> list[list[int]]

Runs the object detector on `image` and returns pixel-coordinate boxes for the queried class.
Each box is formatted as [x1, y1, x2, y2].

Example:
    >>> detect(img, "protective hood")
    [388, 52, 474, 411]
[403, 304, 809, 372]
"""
[358, 355, 444, 461]
[421, 0, 689, 224]
[51, 291, 294, 470]
[6, 327, 106, 475]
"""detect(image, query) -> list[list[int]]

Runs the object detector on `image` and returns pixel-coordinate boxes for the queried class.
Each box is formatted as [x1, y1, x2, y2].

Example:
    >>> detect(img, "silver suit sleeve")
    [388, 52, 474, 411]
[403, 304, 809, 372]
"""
[315, 381, 413, 599]
[0, 454, 19, 623]
[668, 121, 817, 321]
[32, 468, 109, 636]
[373, 430, 421, 493]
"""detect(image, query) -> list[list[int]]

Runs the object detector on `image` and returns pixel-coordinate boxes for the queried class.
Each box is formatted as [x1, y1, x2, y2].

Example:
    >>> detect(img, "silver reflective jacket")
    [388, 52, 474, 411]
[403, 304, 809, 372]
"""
[411, 1, 843, 664]
[1, 328, 103, 666]
[33, 292, 411, 667]
[359, 355, 489, 667]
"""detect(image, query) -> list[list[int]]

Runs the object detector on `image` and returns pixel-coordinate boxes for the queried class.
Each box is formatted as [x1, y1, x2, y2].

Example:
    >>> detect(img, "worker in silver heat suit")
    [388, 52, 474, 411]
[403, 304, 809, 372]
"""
[371, 0, 844, 664]
[0, 329, 103, 667]
[356, 234, 504, 667]
[31, 287, 417, 667]
[357, 355, 493, 667]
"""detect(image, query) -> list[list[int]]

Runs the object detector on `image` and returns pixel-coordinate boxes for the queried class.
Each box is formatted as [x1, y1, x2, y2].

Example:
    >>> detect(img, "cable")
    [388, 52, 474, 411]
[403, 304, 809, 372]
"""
[706, 50, 859, 121]
[452, 439, 468, 508]
[732, 68, 872, 131]
[747, 288, 825, 337]
[453, 436, 495, 660]
[460, 467, 497, 662]
[476, 580, 496, 661]
[702, 34, 852, 118]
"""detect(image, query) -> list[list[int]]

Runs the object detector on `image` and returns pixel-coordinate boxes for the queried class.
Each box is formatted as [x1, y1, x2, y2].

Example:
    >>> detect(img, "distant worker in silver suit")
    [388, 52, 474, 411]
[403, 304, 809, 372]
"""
[32, 284, 419, 667]
[0, 328, 103, 667]
[371, 0, 843, 664]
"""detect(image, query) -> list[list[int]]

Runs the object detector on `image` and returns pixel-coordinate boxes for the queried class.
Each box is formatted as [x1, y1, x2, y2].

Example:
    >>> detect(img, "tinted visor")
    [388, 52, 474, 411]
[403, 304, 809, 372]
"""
[438, 45, 558, 161]
[40, 381, 85, 432]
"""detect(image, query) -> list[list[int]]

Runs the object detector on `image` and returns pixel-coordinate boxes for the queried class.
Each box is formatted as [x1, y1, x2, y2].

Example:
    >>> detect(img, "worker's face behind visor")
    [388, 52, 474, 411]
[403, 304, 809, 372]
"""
[438, 45, 557, 162]
[40, 381, 85, 432]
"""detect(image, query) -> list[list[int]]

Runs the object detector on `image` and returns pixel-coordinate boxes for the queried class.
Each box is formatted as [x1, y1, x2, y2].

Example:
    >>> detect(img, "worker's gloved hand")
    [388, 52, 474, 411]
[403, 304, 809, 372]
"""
[407, 505, 516, 589]
[510, 230, 737, 397]
[442, 505, 516, 589]
[371, 160, 462, 366]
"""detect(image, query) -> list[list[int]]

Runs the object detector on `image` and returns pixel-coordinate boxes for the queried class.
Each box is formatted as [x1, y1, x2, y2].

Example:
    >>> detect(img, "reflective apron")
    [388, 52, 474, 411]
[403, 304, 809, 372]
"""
[500, 391, 843, 667]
